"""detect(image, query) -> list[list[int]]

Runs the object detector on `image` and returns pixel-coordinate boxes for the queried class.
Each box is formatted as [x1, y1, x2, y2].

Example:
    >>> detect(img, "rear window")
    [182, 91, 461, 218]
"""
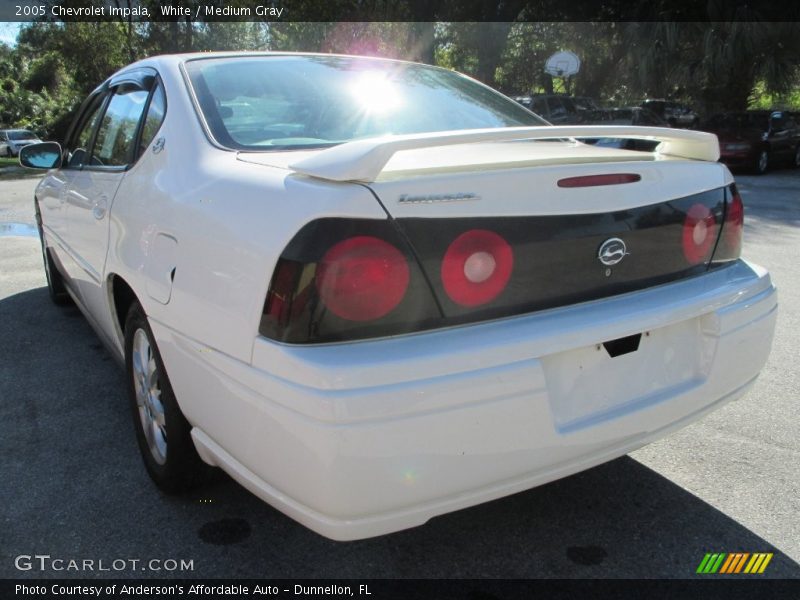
[185, 56, 546, 151]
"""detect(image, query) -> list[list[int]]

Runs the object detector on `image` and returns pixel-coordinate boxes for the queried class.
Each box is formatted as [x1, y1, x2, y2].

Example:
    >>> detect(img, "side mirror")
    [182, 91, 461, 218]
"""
[19, 142, 62, 170]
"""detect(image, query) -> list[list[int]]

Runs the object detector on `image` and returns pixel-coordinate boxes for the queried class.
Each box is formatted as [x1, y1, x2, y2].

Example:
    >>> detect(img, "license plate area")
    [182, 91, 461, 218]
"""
[543, 317, 716, 433]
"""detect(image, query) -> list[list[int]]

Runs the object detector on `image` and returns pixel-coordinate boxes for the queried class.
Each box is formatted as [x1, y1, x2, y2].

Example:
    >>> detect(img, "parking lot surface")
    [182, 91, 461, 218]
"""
[1, 171, 798, 579]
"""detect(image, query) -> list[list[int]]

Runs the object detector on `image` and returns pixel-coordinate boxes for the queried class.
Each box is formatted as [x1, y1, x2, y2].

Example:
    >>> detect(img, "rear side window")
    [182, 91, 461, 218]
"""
[91, 84, 149, 167]
[138, 82, 166, 158]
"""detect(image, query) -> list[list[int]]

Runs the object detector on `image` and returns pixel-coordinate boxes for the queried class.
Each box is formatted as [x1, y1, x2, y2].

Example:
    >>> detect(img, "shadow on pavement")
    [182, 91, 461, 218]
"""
[1, 286, 798, 579]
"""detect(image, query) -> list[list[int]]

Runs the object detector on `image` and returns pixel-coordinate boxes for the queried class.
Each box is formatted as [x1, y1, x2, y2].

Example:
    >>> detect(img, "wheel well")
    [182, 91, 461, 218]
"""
[110, 275, 138, 336]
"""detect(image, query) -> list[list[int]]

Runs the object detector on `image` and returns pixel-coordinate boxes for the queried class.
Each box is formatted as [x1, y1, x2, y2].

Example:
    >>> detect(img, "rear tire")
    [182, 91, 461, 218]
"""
[124, 302, 208, 493]
[35, 201, 70, 305]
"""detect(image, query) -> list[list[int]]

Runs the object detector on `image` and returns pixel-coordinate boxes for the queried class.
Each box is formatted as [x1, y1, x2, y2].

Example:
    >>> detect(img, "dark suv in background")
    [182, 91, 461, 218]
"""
[641, 99, 700, 128]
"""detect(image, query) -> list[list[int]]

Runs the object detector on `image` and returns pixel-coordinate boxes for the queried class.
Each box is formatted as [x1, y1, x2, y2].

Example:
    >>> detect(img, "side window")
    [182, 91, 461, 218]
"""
[770, 115, 786, 131]
[91, 84, 149, 167]
[65, 95, 105, 169]
[138, 82, 166, 158]
[532, 97, 547, 116]
[560, 97, 577, 114]
[0, 132, 7, 142]
[548, 98, 567, 121]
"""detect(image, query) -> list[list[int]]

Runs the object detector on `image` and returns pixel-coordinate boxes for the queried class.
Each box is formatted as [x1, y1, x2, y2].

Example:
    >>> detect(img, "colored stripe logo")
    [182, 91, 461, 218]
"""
[696, 552, 773, 574]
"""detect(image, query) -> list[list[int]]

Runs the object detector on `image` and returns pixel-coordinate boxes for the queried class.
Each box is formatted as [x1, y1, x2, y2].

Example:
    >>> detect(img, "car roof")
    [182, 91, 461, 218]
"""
[121, 51, 445, 74]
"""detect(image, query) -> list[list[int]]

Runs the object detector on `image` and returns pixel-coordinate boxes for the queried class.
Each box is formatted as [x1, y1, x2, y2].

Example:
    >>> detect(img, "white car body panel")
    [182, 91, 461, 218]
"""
[31, 52, 776, 540]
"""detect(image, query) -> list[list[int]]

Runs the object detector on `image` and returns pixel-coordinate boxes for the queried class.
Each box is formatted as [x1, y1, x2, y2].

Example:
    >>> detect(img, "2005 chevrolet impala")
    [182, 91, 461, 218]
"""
[21, 53, 777, 540]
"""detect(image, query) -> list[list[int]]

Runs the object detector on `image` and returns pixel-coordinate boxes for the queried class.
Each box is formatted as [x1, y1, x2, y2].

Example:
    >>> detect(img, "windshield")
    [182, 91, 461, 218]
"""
[8, 130, 36, 140]
[185, 56, 547, 151]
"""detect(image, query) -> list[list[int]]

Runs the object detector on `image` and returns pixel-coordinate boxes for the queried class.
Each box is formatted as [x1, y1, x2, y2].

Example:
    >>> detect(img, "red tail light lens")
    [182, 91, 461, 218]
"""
[441, 229, 513, 307]
[682, 203, 717, 265]
[264, 259, 300, 322]
[316, 236, 410, 322]
[723, 190, 744, 257]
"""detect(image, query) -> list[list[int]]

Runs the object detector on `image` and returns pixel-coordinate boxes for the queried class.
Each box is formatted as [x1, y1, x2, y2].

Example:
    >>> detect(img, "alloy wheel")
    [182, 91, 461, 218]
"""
[132, 328, 167, 465]
[757, 150, 769, 174]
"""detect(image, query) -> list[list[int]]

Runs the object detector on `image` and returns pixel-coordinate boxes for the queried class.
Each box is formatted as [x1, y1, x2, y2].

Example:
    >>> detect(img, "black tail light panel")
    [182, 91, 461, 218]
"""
[260, 185, 741, 344]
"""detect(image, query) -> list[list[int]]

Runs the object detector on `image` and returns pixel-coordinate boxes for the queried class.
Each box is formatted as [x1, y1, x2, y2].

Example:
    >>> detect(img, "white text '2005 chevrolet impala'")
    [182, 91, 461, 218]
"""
[21, 53, 776, 540]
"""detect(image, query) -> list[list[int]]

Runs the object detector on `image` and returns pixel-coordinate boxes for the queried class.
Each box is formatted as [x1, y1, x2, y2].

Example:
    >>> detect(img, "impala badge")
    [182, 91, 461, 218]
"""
[598, 237, 629, 266]
[398, 192, 479, 204]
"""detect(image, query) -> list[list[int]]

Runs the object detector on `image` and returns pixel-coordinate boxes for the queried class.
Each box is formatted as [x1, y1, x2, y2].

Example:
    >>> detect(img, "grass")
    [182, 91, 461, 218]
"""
[0, 156, 19, 168]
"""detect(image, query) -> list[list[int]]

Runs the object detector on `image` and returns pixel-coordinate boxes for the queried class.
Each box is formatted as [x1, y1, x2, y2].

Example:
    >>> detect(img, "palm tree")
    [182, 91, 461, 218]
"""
[624, 20, 800, 114]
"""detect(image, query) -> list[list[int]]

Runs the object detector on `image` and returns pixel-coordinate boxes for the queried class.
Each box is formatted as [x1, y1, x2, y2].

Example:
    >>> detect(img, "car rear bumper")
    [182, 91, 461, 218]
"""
[151, 259, 776, 540]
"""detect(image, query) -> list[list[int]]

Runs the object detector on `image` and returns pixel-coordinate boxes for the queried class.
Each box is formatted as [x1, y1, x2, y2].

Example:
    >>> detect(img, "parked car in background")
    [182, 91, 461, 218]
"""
[20, 52, 775, 541]
[581, 107, 668, 151]
[641, 99, 699, 129]
[590, 107, 667, 127]
[513, 95, 606, 125]
[0, 129, 41, 157]
[529, 94, 585, 124]
[571, 96, 601, 112]
[701, 110, 800, 174]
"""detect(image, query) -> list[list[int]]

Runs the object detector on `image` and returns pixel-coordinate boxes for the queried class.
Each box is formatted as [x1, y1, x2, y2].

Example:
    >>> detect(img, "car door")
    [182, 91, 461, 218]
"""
[65, 70, 154, 322]
[38, 93, 107, 281]
[767, 112, 792, 160]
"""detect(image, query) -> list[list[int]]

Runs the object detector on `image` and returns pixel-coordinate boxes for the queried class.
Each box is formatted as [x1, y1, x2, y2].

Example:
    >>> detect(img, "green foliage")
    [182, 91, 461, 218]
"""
[749, 80, 800, 111]
[1, 15, 799, 137]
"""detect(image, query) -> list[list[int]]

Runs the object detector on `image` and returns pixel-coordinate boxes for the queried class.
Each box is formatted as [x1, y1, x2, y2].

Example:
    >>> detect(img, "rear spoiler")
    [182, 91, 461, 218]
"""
[289, 126, 720, 183]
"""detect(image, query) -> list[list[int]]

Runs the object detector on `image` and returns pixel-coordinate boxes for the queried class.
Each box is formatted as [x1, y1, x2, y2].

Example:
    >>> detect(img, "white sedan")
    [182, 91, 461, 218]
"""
[21, 52, 777, 541]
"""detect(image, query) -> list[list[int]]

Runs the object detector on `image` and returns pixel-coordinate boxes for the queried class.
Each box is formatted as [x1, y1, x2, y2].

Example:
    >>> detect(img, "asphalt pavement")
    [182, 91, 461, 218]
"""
[1, 170, 798, 580]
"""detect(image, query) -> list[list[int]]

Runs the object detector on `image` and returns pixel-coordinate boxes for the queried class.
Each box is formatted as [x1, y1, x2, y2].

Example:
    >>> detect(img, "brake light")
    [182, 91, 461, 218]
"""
[682, 203, 717, 265]
[557, 173, 641, 188]
[441, 229, 513, 307]
[722, 189, 744, 257]
[316, 236, 410, 321]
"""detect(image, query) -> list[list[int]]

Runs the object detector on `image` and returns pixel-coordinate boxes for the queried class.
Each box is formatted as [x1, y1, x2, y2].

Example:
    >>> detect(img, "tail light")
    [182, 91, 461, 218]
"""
[259, 219, 441, 343]
[316, 236, 409, 321]
[557, 173, 641, 188]
[441, 229, 513, 307]
[682, 203, 717, 265]
[722, 187, 744, 257]
[708, 184, 744, 264]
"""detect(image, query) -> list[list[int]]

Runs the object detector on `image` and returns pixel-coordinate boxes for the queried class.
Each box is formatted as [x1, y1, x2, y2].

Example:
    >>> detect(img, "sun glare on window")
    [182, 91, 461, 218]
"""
[350, 71, 403, 114]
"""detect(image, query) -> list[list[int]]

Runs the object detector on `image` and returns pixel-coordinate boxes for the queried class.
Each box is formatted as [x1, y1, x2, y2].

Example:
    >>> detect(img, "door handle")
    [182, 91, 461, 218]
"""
[92, 195, 108, 220]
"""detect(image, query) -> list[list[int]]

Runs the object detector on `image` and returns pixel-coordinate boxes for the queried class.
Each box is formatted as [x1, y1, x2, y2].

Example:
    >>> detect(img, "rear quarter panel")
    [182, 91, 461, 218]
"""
[104, 60, 387, 364]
